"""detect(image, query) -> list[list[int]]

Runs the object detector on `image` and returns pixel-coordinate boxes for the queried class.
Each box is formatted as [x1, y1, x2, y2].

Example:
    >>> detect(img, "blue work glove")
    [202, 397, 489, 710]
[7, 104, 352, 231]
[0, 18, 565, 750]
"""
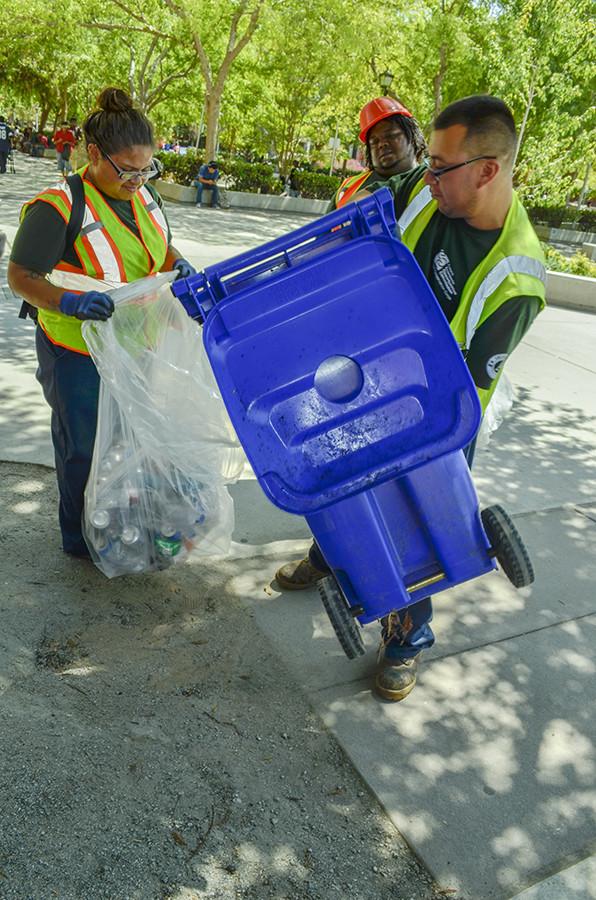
[59, 290, 114, 321]
[172, 258, 197, 280]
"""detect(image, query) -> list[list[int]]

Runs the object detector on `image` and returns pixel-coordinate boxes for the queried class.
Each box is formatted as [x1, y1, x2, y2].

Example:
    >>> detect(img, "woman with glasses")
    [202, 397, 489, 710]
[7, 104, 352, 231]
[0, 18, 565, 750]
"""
[8, 87, 196, 559]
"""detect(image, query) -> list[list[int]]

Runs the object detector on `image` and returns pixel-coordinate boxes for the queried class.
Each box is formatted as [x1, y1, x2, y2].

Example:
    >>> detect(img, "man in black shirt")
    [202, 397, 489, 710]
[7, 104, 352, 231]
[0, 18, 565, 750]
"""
[276, 95, 546, 702]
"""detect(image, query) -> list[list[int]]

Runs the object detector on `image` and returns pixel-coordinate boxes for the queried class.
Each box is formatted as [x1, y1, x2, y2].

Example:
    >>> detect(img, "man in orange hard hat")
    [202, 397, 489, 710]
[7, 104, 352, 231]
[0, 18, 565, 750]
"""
[331, 96, 426, 210]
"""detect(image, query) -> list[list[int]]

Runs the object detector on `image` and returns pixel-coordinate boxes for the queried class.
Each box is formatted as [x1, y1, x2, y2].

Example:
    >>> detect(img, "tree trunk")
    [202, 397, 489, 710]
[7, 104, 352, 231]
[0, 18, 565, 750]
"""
[204, 90, 222, 160]
[128, 47, 137, 104]
[59, 83, 68, 122]
[39, 104, 51, 133]
[433, 44, 447, 119]
[513, 75, 536, 169]
[578, 162, 592, 207]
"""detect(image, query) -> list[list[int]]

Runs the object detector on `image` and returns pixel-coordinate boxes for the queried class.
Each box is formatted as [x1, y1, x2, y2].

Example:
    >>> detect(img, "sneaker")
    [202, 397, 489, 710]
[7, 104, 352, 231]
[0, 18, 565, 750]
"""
[275, 557, 327, 591]
[195, 203, 202, 208]
[374, 650, 420, 702]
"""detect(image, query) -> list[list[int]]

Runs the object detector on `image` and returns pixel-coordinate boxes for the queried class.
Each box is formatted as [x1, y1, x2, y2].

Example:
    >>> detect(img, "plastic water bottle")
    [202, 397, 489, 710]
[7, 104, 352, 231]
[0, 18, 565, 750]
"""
[90, 508, 110, 530]
[121, 525, 141, 545]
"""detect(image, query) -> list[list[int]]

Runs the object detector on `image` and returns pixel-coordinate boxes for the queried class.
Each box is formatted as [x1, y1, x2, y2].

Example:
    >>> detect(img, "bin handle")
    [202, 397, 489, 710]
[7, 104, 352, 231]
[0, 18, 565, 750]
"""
[204, 187, 397, 301]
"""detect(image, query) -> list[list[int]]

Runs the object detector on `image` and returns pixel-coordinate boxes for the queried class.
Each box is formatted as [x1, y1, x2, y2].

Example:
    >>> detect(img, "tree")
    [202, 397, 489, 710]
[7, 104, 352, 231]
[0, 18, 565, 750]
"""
[161, 0, 265, 159]
[82, 0, 199, 114]
[485, 0, 596, 202]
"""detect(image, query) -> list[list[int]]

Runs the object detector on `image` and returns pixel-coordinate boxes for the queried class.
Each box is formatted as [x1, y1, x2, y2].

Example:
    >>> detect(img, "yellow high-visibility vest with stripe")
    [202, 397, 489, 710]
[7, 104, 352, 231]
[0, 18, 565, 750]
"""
[397, 178, 547, 411]
[21, 169, 169, 354]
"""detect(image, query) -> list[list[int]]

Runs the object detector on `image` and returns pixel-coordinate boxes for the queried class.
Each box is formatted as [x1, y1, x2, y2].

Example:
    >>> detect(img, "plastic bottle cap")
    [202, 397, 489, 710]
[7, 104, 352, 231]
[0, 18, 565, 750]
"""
[121, 525, 141, 545]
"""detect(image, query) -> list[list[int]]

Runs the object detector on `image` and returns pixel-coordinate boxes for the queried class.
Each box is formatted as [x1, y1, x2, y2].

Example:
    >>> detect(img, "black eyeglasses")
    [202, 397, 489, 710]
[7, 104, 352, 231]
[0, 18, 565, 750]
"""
[423, 155, 497, 181]
[98, 146, 158, 182]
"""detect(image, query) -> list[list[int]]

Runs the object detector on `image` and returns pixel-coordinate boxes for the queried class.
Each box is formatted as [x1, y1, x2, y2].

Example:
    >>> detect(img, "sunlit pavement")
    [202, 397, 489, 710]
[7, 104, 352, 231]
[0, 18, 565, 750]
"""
[2, 153, 595, 900]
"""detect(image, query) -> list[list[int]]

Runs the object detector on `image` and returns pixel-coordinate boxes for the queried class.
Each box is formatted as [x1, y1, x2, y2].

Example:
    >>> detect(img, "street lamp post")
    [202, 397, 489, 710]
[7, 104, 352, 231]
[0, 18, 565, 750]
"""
[379, 69, 394, 96]
[328, 122, 340, 176]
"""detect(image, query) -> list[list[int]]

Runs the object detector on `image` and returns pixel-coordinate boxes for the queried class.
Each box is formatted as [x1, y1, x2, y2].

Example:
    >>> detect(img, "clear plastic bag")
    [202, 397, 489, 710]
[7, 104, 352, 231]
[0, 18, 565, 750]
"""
[82, 273, 244, 577]
[476, 372, 515, 450]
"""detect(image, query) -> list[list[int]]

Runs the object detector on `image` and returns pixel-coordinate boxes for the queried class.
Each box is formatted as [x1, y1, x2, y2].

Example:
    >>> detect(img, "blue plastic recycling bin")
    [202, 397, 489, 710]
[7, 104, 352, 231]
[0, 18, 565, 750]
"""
[173, 188, 533, 654]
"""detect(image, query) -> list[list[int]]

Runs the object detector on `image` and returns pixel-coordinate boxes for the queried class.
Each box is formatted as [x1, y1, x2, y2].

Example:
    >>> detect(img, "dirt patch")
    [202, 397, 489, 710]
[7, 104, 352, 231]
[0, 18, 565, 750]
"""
[0, 462, 460, 900]
[35, 633, 87, 671]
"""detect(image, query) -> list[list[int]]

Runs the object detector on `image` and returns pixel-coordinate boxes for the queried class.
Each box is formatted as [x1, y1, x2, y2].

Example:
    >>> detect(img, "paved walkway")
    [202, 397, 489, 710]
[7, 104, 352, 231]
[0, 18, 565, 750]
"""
[2, 153, 595, 900]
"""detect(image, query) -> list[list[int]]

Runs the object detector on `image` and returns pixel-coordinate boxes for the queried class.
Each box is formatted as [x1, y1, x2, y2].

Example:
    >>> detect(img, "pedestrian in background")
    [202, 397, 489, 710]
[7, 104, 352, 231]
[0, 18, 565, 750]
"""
[0, 115, 14, 174]
[52, 121, 76, 177]
[8, 87, 196, 558]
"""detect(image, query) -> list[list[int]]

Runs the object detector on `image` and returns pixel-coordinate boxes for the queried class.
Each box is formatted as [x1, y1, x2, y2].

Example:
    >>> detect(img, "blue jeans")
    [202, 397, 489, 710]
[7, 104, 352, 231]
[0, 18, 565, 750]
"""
[309, 438, 478, 660]
[196, 182, 219, 206]
[57, 150, 72, 175]
[35, 327, 100, 555]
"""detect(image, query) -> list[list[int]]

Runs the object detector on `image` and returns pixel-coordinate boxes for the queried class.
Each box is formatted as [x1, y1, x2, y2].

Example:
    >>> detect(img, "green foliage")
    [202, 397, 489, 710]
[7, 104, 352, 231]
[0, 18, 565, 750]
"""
[155, 150, 202, 185]
[542, 244, 596, 278]
[294, 171, 341, 200]
[224, 160, 277, 194]
[528, 206, 596, 231]
[3, 0, 593, 211]
[155, 152, 278, 194]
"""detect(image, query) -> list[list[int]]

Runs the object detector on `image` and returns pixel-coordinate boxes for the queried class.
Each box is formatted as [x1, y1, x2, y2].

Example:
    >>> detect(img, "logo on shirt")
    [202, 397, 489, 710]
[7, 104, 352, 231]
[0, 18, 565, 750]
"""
[433, 250, 456, 299]
[486, 353, 508, 380]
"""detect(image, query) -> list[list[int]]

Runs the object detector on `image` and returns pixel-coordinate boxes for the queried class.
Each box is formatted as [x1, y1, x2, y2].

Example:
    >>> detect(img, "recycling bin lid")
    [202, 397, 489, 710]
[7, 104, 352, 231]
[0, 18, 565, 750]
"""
[178, 190, 481, 514]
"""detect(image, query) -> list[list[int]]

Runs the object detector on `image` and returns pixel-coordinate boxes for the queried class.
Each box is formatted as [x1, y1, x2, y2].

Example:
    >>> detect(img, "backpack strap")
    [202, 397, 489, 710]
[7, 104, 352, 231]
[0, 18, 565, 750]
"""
[64, 173, 85, 250]
[19, 173, 85, 321]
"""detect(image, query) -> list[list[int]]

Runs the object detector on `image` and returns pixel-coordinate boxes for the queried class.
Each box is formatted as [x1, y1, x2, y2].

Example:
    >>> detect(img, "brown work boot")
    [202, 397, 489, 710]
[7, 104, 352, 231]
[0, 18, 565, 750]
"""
[275, 557, 327, 591]
[374, 646, 421, 702]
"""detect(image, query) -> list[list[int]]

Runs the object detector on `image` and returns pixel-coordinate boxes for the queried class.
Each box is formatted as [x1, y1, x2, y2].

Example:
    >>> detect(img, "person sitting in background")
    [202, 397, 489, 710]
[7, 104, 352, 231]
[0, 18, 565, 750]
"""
[194, 160, 221, 209]
[288, 161, 301, 197]
[20, 125, 32, 154]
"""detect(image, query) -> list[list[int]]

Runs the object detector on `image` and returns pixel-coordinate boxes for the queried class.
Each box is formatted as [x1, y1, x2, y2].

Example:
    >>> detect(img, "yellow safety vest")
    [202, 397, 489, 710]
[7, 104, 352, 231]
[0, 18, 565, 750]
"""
[397, 178, 547, 411]
[21, 169, 169, 354]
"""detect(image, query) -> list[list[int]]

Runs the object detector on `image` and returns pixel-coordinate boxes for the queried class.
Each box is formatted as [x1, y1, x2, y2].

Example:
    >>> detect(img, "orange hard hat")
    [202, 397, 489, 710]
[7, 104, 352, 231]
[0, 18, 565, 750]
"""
[359, 96, 413, 142]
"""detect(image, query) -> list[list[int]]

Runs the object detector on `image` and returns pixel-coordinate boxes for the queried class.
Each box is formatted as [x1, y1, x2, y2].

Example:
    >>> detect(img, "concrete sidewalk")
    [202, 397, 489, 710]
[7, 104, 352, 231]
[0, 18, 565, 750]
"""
[2, 154, 595, 899]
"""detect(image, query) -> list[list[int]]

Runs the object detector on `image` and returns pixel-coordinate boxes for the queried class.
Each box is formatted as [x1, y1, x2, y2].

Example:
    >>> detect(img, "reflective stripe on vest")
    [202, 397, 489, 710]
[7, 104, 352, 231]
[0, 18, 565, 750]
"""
[73, 176, 168, 282]
[397, 183, 433, 234]
[76, 200, 126, 282]
[137, 190, 169, 246]
[464, 254, 546, 350]
[335, 171, 372, 208]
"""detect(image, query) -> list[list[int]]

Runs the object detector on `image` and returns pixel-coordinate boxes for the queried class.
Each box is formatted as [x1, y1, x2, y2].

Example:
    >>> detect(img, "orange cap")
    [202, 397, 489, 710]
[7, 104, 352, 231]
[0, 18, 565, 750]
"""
[359, 96, 413, 142]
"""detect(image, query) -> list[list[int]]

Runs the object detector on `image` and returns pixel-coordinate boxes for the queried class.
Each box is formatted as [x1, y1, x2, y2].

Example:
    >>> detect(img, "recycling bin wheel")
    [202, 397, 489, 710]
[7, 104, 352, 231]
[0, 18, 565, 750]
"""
[318, 575, 365, 659]
[481, 504, 535, 588]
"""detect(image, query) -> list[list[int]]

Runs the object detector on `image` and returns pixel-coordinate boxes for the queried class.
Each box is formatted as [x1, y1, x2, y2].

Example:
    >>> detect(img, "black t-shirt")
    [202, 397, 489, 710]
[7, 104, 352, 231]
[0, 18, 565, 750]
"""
[10, 181, 171, 274]
[383, 166, 541, 394]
